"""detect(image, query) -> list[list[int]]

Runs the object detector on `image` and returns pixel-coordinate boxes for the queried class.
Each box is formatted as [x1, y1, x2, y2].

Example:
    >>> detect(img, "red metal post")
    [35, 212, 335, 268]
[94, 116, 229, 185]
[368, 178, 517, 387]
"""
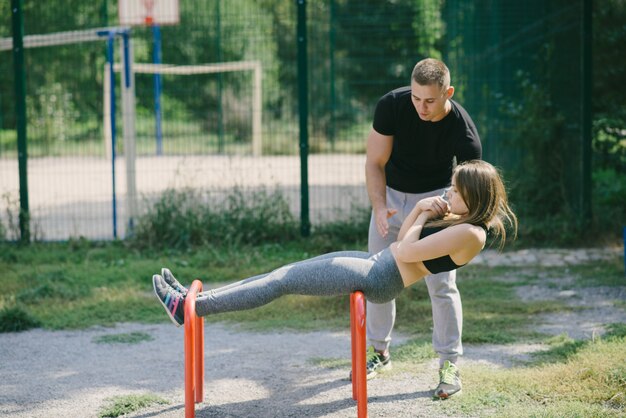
[350, 291, 367, 418]
[350, 292, 357, 400]
[185, 280, 205, 418]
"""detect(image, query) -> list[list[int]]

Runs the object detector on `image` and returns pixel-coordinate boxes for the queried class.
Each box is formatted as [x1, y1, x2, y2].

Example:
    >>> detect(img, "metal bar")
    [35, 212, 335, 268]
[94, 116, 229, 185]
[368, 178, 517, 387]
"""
[296, 0, 310, 237]
[581, 0, 592, 221]
[120, 33, 138, 236]
[112, 61, 261, 74]
[152, 25, 164, 156]
[0, 26, 130, 51]
[11, 0, 29, 243]
[185, 280, 205, 418]
[351, 292, 367, 418]
[106, 35, 118, 239]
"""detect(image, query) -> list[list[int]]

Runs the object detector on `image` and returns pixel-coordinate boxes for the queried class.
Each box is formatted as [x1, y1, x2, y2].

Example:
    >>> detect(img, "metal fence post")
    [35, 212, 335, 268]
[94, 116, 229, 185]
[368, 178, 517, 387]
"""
[11, 0, 30, 243]
[297, 0, 310, 237]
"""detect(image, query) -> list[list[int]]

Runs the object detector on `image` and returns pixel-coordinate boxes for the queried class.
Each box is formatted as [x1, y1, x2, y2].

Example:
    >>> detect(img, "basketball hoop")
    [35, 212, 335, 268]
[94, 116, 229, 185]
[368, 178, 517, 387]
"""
[143, 0, 155, 25]
[118, 0, 180, 26]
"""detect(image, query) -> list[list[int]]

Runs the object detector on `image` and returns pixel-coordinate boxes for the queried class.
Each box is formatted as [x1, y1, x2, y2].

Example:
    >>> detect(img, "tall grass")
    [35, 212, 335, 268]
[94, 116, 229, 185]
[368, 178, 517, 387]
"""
[130, 186, 300, 250]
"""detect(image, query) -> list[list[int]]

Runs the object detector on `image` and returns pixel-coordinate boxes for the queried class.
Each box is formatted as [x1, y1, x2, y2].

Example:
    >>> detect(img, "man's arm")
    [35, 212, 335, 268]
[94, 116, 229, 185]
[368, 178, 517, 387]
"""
[365, 128, 395, 238]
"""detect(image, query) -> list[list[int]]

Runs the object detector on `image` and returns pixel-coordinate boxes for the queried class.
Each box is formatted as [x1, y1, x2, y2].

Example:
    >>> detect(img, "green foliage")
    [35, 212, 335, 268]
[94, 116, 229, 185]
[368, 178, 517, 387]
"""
[0, 306, 41, 333]
[26, 82, 80, 148]
[605, 323, 626, 340]
[501, 66, 567, 209]
[592, 168, 626, 234]
[98, 394, 168, 418]
[130, 186, 299, 250]
[309, 205, 370, 251]
[497, 53, 598, 246]
[1, 193, 19, 241]
[593, 0, 626, 172]
[16, 269, 92, 304]
[593, 118, 626, 172]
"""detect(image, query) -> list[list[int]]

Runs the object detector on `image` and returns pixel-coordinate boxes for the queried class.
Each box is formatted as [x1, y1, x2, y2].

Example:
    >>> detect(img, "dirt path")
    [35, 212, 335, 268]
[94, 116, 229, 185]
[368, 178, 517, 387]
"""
[0, 248, 623, 418]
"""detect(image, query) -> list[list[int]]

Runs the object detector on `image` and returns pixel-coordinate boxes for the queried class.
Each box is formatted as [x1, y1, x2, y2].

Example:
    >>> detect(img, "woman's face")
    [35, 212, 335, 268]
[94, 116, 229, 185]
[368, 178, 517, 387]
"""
[446, 178, 469, 215]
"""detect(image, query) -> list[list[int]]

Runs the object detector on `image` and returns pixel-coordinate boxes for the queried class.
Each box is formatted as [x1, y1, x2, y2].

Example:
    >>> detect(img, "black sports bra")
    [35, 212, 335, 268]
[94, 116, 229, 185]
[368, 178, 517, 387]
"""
[419, 226, 466, 274]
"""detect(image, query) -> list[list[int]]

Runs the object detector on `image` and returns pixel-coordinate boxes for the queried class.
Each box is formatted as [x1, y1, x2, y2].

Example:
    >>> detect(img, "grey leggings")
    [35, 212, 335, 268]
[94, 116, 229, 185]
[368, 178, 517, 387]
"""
[194, 248, 405, 317]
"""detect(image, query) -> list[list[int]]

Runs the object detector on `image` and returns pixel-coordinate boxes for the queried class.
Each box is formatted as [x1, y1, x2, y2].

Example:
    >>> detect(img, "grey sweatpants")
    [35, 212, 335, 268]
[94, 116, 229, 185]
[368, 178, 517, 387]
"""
[367, 186, 463, 366]
[194, 249, 405, 317]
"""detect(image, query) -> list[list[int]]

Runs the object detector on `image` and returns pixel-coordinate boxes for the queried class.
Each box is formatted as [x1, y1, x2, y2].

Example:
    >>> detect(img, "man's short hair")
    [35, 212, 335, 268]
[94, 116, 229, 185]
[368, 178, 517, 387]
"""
[411, 58, 450, 89]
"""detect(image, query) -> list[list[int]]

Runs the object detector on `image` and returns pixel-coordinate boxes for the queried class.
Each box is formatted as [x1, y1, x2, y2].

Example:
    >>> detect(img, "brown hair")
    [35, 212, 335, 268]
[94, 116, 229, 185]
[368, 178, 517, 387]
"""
[428, 160, 518, 249]
[411, 58, 450, 90]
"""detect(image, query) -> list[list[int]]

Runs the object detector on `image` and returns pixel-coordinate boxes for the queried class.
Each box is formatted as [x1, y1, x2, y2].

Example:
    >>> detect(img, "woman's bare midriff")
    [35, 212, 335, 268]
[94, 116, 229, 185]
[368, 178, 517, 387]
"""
[389, 242, 431, 287]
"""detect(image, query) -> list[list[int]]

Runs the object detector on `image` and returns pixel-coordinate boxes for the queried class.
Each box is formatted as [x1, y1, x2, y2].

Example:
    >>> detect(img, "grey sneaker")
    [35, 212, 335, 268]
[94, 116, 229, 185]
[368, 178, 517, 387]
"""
[349, 346, 391, 381]
[153, 274, 185, 327]
[161, 268, 189, 297]
[434, 360, 462, 399]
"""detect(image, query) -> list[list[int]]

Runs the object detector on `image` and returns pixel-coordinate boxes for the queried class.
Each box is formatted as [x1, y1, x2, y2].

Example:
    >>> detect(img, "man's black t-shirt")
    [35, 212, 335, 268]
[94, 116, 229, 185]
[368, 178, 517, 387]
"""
[373, 86, 482, 193]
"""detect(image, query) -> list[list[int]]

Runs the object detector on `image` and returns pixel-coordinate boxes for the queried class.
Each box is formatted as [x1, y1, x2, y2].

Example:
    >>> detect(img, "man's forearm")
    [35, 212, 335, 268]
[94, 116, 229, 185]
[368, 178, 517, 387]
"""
[365, 163, 387, 212]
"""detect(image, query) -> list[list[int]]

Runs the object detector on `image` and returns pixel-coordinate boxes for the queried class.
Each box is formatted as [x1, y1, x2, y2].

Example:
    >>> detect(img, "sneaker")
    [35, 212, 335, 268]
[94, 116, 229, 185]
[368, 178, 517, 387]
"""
[433, 360, 462, 399]
[152, 274, 185, 327]
[349, 346, 391, 381]
[161, 268, 189, 297]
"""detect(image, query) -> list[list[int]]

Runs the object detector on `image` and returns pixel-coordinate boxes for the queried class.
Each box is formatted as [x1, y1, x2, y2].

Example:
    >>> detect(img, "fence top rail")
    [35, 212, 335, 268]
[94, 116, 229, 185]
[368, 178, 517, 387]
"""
[0, 26, 131, 52]
[111, 61, 262, 75]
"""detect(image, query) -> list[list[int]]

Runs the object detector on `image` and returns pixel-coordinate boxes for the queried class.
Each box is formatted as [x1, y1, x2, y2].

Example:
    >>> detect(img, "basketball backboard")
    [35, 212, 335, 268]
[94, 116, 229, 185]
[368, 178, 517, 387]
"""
[119, 0, 180, 26]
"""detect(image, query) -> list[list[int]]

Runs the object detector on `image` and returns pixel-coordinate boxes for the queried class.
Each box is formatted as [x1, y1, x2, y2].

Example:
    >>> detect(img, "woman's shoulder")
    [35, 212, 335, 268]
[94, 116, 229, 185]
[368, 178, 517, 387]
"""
[447, 223, 487, 244]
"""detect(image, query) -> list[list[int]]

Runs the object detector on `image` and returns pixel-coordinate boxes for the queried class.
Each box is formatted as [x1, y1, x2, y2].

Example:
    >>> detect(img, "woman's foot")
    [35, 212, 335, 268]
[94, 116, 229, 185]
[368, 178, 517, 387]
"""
[152, 274, 185, 327]
[161, 268, 189, 296]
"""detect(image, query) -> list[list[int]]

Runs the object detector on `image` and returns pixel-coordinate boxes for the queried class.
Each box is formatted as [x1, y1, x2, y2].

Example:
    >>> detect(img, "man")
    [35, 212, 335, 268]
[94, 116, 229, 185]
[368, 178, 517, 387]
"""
[364, 58, 481, 399]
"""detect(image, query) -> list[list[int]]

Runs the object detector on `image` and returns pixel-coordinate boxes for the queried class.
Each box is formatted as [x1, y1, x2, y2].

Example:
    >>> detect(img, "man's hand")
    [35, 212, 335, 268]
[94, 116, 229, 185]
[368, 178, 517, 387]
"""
[374, 207, 398, 238]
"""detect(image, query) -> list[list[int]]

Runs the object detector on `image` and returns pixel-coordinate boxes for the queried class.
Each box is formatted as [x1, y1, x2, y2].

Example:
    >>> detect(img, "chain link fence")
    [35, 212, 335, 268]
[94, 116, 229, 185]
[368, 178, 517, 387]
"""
[1, 0, 595, 241]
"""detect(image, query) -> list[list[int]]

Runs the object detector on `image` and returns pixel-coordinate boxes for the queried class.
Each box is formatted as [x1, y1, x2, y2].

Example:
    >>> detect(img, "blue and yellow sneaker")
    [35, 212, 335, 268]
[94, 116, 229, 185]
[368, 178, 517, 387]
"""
[153, 274, 185, 327]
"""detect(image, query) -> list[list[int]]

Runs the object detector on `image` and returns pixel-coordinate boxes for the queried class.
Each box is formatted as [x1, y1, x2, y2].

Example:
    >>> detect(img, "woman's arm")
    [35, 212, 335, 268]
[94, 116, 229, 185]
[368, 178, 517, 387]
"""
[397, 197, 448, 241]
[395, 223, 485, 264]
[398, 211, 431, 243]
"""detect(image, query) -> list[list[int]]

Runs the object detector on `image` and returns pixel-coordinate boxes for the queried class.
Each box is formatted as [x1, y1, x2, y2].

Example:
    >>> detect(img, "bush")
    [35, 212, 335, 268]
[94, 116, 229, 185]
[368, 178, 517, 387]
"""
[592, 168, 626, 237]
[130, 187, 299, 250]
[310, 205, 370, 251]
[0, 306, 41, 333]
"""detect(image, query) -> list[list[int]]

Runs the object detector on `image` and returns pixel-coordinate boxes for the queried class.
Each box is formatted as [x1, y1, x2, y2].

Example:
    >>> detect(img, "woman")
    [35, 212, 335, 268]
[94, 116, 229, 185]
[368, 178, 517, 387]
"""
[153, 160, 517, 327]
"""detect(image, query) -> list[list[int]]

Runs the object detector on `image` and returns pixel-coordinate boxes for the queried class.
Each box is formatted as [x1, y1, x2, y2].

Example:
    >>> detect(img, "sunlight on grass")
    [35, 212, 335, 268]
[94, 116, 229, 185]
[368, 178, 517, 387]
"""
[310, 357, 351, 370]
[28, 287, 161, 329]
[440, 336, 626, 417]
[98, 393, 168, 418]
[204, 294, 352, 331]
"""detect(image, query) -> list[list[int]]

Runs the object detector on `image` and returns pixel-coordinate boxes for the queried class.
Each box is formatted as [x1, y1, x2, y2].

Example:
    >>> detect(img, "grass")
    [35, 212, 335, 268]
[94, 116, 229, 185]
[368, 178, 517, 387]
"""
[1, 241, 622, 337]
[93, 331, 154, 345]
[439, 334, 626, 417]
[1, 238, 624, 417]
[98, 393, 169, 418]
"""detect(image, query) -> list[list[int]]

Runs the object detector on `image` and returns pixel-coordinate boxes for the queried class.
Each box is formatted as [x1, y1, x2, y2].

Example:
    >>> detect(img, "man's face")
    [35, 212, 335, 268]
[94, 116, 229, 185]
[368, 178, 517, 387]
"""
[410, 81, 452, 122]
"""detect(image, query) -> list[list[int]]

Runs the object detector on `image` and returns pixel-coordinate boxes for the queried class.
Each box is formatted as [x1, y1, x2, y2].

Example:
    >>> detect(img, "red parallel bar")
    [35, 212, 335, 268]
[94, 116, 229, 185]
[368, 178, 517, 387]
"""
[350, 291, 368, 418]
[185, 280, 204, 418]
[350, 293, 357, 400]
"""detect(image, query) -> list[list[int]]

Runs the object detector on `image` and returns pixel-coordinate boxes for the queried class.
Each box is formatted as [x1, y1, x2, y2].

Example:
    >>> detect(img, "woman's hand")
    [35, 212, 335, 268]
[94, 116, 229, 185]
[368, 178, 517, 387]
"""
[398, 196, 446, 241]
[415, 196, 449, 218]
